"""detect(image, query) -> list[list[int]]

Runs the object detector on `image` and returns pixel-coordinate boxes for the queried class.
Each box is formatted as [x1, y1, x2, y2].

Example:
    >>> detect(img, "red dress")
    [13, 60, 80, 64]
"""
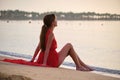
[2, 29, 59, 67]
[36, 29, 59, 67]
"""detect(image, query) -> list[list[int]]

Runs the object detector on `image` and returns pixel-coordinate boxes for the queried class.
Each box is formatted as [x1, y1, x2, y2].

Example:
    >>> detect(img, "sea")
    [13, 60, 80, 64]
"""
[0, 20, 120, 76]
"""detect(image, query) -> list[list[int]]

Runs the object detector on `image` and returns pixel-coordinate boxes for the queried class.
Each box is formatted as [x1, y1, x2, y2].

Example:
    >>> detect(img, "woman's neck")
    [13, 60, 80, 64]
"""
[49, 26, 54, 32]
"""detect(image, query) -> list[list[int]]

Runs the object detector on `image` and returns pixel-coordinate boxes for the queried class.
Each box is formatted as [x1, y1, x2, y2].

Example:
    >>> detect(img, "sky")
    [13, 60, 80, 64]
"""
[0, 0, 120, 14]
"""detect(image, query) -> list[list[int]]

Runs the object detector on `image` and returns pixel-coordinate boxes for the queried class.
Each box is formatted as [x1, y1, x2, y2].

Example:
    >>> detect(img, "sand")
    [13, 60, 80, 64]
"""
[0, 55, 120, 80]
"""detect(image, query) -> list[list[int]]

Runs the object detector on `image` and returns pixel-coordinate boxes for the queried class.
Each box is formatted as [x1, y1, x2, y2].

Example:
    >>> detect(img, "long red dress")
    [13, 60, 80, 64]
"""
[36, 29, 59, 67]
[2, 29, 59, 67]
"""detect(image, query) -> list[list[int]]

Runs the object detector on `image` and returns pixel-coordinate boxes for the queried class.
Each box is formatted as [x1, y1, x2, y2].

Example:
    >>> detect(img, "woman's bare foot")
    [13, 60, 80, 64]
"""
[76, 66, 90, 71]
[84, 66, 93, 71]
[76, 67, 85, 71]
[76, 66, 93, 71]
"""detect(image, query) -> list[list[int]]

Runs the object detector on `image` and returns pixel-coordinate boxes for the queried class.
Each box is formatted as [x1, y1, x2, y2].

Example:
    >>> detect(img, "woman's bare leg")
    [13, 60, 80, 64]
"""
[58, 43, 82, 69]
[58, 43, 92, 71]
[76, 54, 93, 71]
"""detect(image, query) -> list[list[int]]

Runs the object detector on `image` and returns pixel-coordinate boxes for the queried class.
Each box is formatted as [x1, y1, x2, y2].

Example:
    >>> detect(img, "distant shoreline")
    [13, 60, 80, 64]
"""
[0, 10, 120, 21]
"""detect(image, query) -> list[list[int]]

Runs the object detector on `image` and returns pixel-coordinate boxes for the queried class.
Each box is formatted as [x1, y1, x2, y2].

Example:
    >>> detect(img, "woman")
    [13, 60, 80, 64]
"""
[31, 14, 92, 71]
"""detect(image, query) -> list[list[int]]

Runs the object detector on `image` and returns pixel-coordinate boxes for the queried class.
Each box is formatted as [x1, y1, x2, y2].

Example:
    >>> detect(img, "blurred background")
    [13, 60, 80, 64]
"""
[0, 0, 120, 74]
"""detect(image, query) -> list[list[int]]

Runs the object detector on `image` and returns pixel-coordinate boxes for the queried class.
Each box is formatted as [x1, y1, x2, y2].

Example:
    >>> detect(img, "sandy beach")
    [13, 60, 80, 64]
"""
[0, 56, 120, 80]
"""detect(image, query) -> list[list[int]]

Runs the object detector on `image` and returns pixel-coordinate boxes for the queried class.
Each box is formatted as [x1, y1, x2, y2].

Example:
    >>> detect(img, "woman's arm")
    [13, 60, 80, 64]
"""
[43, 32, 54, 65]
[31, 42, 41, 62]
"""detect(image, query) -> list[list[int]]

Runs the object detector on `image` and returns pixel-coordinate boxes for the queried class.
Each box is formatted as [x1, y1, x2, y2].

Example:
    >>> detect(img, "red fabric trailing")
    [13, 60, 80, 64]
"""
[2, 59, 49, 67]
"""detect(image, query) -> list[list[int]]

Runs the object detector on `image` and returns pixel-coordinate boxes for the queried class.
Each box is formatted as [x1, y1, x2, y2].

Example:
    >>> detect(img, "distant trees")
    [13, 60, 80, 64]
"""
[0, 10, 41, 20]
[0, 10, 120, 20]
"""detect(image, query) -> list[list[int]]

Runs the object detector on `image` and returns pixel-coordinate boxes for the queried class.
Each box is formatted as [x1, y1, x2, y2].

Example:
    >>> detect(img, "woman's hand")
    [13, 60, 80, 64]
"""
[30, 59, 34, 62]
[31, 42, 41, 63]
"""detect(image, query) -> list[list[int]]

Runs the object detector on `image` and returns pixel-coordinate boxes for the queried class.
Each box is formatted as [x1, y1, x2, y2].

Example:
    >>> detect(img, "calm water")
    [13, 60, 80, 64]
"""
[0, 20, 120, 70]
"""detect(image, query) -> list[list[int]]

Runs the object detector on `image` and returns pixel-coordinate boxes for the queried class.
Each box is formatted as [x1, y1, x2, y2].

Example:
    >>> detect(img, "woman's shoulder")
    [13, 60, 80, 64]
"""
[47, 29, 54, 34]
[46, 29, 54, 38]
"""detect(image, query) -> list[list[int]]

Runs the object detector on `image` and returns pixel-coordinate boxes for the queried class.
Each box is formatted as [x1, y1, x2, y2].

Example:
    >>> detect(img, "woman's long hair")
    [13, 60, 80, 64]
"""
[40, 14, 55, 51]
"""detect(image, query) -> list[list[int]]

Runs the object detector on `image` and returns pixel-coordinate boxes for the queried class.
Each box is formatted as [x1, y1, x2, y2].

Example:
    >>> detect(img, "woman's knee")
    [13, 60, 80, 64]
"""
[66, 43, 73, 48]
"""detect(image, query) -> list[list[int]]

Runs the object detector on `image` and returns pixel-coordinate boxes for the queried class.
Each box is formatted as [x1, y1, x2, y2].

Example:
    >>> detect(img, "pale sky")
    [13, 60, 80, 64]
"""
[0, 0, 120, 14]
